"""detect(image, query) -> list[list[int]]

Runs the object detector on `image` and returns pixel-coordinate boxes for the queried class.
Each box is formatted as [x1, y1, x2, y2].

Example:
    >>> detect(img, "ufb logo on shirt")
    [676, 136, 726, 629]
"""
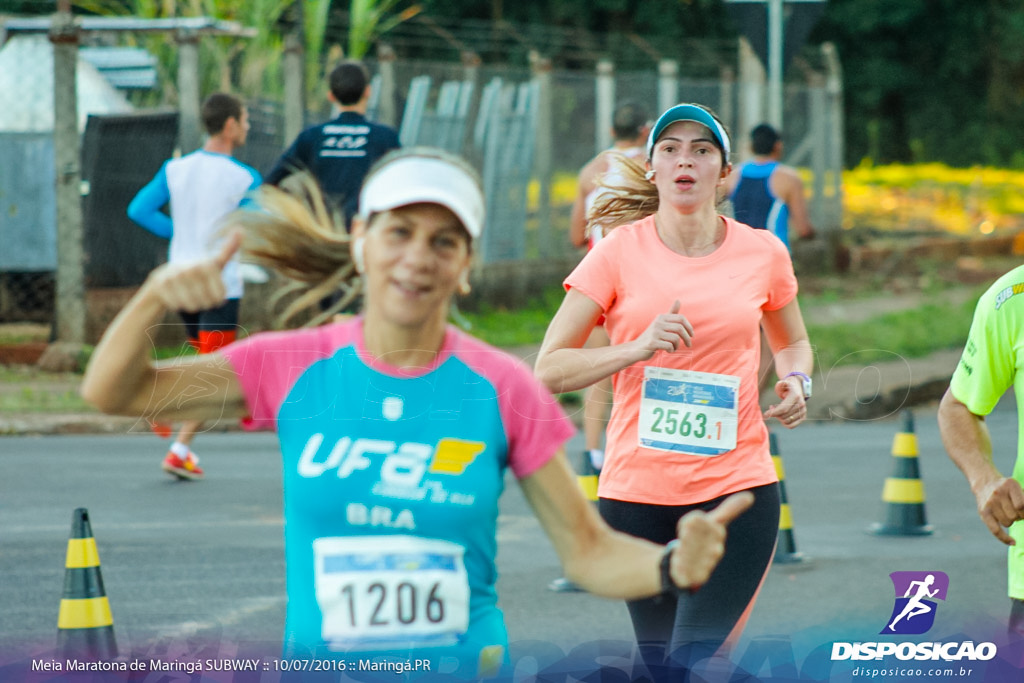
[880, 571, 949, 635]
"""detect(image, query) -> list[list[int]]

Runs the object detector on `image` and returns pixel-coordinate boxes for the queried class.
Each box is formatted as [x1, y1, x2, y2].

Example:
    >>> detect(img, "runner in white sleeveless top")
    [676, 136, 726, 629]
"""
[568, 102, 651, 475]
[550, 103, 651, 594]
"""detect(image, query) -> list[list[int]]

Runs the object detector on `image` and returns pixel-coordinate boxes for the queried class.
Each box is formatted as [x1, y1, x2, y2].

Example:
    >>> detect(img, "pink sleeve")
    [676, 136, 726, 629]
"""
[454, 334, 576, 479]
[220, 329, 336, 431]
[499, 360, 577, 479]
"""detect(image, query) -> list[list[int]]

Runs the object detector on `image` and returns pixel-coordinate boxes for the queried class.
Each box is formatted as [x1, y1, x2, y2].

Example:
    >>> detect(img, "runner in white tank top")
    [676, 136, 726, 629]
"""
[553, 103, 650, 593]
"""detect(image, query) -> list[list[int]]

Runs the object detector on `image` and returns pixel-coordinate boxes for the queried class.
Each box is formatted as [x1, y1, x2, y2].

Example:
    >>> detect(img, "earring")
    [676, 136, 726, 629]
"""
[644, 170, 655, 180]
[352, 237, 365, 274]
[458, 273, 471, 296]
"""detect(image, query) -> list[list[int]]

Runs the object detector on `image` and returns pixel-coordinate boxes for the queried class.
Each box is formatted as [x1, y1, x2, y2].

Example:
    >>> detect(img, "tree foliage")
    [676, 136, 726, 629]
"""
[409, 0, 1024, 168]
[811, 0, 1024, 167]
[19, 0, 1024, 167]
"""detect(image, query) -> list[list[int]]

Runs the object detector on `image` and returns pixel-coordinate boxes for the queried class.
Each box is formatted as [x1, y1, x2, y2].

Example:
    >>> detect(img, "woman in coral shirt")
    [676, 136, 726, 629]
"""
[535, 104, 813, 678]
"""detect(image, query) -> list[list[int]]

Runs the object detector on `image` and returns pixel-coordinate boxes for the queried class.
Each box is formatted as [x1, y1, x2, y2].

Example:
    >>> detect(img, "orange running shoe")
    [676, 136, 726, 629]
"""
[161, 451, 204, 480]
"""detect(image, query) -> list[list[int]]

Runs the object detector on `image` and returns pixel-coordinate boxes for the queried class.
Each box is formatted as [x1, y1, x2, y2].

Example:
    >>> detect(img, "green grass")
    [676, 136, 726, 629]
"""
[152, 343, 198, 361]
[806, 295, 979, 371]
[0, 284, 984, 416]
[460, 283, 981, 372]
[0, 387, 91, 414]
[0, 367, 92, 414]
[459, 287, 566, 348]
[0, 333, 44, 344]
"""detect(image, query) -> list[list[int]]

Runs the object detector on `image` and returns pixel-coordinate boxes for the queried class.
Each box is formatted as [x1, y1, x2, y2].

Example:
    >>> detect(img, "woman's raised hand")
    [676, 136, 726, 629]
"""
[144, 230, 243, 313]
[669, 491, 754, 590]
[632, 300, 694, 360]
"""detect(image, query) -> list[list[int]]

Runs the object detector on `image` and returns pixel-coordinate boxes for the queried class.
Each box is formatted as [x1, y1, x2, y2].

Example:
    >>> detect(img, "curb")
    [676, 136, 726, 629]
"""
[802, 349, 959, 423]
[0, 352, 958, 436]
[0, 414, 245, 437]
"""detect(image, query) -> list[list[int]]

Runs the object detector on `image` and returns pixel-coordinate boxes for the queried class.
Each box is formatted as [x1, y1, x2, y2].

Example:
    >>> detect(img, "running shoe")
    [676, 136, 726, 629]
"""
[547, 577, 585, 593]
[162, 451, 204, 480]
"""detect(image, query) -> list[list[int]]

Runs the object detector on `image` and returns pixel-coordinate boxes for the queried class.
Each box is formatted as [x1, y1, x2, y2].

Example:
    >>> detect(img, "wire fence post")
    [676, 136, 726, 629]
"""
[719, 64, 736, 150]
[823, 41, 845, 235]
[376, 44, 398, 128]
[809, 69, 828, 231]
[283, 31, 305, 142]
[49, 6, 86, 345]
[737, 36, 766, 160]
[531, 52, 554, 258]
[595, 59, 614, 155]
[657, 59, 678, 115]
[176, 28, 201, 153]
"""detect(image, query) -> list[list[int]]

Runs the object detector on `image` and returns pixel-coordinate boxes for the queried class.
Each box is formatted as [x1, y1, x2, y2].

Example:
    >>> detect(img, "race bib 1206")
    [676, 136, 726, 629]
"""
[313, 535, 470, 651]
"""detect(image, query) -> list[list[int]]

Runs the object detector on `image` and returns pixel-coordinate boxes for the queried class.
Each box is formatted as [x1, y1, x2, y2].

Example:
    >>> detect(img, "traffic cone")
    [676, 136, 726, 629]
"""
[771, 433, 807, 565]
[868, 410, 933, 536]
[57, 508, 118, 659]
[577, 451, 599, 503]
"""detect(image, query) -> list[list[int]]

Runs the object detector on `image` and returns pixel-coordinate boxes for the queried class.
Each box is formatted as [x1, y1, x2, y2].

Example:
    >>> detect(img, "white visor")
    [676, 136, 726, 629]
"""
[358, 156, 485, 240]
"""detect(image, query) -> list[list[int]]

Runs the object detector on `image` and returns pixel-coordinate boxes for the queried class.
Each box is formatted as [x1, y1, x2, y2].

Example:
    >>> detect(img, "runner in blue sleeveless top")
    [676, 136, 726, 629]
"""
[82, 148, 752, 679]
[726, 123, 815, 250]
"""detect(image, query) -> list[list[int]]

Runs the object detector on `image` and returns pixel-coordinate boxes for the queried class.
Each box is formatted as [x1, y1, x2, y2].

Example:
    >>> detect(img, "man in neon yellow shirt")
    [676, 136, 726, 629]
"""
[939, 264, 1024, 634]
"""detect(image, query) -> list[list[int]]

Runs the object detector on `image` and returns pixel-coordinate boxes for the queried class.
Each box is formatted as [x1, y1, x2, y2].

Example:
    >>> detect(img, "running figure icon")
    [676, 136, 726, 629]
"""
[887, 574, 939, 632]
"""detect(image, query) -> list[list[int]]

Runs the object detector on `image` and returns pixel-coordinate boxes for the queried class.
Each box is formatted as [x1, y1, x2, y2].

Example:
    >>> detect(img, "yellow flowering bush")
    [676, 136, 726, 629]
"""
[534, 162, 1024, 237]
[842, 162, 1024, 235]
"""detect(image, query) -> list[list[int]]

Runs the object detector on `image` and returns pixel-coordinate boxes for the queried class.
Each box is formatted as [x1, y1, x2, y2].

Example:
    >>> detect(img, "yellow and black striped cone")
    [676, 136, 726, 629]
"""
[771, 433, 807, 565]
[57, 508, 118, 659]
[577, 451, 599, 503]
[869, 410, 933, 536]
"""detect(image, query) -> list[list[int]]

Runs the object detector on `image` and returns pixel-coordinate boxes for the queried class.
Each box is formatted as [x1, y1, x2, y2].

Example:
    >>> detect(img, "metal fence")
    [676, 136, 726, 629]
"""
[0, 17, 843, 343]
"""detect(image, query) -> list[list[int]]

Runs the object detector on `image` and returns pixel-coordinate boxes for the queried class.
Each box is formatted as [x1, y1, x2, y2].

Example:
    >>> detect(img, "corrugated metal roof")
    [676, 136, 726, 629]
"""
[3, 15, 256, 36]
[79, 46, 157, 90]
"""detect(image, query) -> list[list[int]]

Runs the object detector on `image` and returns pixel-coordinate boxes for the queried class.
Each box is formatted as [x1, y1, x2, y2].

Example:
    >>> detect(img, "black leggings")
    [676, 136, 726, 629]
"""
[599, 483, 780, 677]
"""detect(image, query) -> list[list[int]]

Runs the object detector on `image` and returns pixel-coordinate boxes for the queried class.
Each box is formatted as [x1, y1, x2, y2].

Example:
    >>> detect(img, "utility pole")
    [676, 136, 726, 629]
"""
[176, 27, 201, 153]
[725, 0, 826, 130]
[283, 0, 306, 142]
[767, 0, 783, 127]
[50, 0, 86, 346]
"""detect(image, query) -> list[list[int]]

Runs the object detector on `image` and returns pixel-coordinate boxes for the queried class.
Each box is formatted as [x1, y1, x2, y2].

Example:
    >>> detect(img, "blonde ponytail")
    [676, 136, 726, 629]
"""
[229, 173, 359, 328]
[586, 152, 659, 230]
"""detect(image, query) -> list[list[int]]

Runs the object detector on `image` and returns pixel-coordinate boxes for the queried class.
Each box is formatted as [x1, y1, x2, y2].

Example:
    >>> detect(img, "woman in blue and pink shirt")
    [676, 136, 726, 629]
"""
[81, 148, 751, 678]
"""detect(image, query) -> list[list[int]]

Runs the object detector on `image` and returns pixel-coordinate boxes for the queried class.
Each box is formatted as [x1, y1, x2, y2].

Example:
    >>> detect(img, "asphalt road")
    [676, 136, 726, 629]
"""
[2, 400, 1023, 681]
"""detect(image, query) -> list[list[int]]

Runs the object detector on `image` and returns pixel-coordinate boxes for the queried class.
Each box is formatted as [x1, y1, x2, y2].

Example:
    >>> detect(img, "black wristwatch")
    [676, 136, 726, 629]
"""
[659, 540, 681, 595]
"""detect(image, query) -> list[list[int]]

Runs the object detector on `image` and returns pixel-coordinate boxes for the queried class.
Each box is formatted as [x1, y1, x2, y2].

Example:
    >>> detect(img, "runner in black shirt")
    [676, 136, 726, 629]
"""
[266, 61, 401, 231]
[266, 61, 401, 313]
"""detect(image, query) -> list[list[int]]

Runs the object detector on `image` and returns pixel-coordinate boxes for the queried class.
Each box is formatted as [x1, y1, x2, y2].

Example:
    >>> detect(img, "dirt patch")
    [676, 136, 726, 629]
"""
[0, 324, 51, 366]
[0, 342, 48, 365]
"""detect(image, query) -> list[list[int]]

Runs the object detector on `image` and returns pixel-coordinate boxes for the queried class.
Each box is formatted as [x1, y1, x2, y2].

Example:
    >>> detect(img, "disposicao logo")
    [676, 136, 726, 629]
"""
[831, 570, 997, 663]
[881, 571, 948, 635]
[884, 573, 946, 634]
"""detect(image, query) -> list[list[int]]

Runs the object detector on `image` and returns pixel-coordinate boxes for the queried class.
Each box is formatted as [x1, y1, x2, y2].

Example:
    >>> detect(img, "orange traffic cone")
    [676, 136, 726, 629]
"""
[868, 410, 933, 536]
[771, 433, 808, 565]
[56, 508, 118, 659]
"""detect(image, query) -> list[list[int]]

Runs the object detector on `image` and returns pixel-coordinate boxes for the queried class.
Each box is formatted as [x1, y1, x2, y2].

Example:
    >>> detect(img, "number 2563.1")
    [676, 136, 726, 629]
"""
[650, 407, 721, 440]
